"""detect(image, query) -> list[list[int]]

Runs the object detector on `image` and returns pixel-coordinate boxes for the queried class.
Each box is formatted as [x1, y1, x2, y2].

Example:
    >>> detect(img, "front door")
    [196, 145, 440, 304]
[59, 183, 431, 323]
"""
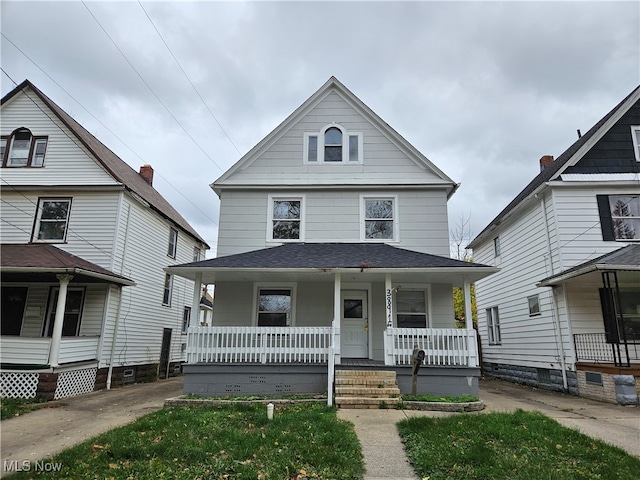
[341, 290, 368, 358]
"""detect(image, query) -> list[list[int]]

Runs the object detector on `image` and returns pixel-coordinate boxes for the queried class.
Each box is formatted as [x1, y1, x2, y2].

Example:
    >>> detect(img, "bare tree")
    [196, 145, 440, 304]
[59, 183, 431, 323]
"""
[450, 211, 473, 261]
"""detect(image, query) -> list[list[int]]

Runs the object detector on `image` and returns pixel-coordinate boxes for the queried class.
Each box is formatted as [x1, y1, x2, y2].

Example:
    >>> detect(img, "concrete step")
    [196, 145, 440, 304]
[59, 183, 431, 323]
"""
[335, 386, 400, 397]
[335, 396, 401, 409]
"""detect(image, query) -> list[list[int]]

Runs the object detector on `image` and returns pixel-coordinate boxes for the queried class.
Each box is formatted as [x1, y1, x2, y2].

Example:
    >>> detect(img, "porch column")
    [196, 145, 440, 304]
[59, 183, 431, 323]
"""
[191, 272, 203, 330]
[463, 278, 473, 330]
[384, 273, 394, 365]
[333, 272, 341, 363]
[48, 274, 73, 367]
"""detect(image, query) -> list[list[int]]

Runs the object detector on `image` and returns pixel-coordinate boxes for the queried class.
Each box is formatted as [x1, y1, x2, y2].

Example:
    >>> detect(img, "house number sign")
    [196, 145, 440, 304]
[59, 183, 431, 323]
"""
[386, 289, 393, 327]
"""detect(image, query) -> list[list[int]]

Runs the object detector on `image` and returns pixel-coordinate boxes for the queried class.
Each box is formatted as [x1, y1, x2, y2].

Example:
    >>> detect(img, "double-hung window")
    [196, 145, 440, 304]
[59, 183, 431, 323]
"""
[361, 196, 397, 241]
[304, 124, 362, 164]
[33, 198, 72, 242]
[162, 274, 173, 306]
[268, 196, 304, 241]
[597, 195, 640, 241]
[396, 290, 428, 328]
[257, 288, 293, 327]
[632, 126, 640, 162]
[528, 295, 541, 316]
[182, 306, 191, 334]
[44, 287, 85, 337]
[2, 128, 48, 168]
[168, 227, 178, 258]
[486, 306, 501, 345]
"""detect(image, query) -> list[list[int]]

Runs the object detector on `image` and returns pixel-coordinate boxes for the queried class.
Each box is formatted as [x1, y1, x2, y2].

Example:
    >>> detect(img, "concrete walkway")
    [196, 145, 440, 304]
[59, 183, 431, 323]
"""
[339, 378, 639, 479]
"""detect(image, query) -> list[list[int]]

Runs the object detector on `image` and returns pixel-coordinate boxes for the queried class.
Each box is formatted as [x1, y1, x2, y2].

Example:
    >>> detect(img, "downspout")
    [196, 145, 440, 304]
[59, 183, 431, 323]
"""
[537, 193, 568, 391]
[107, 201, 132, 390]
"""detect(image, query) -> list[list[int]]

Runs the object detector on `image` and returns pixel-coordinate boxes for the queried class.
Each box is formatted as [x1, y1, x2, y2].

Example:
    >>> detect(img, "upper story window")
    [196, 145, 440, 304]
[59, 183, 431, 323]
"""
[2, 128, 48, 168]
[168, 227, 178, 258]
[304, 124, 362, 164]
[267, 195, 305, 242]
[361, 195, 397, 241]
[493, 236, 501, 257]
[631, 126, 640, 162]
[193, 246, 202, 262]
[528, 295, 541, 316]
[33, 198, 72, 243]
[597, 195, 639, 241]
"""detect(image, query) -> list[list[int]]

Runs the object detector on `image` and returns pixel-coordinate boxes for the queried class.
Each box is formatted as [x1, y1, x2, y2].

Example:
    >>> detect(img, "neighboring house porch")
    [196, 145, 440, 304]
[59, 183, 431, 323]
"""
[167, 243, 498, 404]
[538, 244, 640, 404]
[0, 244, 135, 400]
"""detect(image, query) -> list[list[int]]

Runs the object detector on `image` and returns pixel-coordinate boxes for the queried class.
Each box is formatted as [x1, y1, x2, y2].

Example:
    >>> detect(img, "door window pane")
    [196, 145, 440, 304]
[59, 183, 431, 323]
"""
[344, 299, 363, 318]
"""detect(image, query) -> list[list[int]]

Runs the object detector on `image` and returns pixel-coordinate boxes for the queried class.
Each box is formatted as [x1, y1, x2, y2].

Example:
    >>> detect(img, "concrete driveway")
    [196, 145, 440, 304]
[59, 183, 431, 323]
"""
[1, 377, 183, 477]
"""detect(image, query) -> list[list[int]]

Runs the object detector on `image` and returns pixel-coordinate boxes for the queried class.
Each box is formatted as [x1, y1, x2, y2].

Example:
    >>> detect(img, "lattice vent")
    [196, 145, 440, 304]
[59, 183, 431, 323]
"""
[54, 368, 97, 400]
[0, 372, 39, 399]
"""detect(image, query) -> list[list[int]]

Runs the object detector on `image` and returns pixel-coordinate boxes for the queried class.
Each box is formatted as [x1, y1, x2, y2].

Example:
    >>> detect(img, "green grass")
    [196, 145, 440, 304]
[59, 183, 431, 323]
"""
[1, 397, 46, 420]
[401, 393, 478, 403]
[397, 409, 640, 480]
[5, 403, 364, 480]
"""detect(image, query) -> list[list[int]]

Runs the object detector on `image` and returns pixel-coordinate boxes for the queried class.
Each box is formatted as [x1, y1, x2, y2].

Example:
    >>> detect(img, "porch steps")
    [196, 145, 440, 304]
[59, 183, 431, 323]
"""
[334, 370, 401, 409]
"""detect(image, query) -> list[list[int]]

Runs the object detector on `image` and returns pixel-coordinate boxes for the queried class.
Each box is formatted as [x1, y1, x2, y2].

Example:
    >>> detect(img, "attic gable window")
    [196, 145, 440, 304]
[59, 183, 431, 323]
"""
[2, 128, 48, 168]
[631, 126, 640, 162]
[304, 124, 362, 164]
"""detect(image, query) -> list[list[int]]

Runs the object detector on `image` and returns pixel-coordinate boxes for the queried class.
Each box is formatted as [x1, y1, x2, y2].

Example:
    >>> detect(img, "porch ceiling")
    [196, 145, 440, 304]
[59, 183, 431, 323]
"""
[166, 243, 498, 286]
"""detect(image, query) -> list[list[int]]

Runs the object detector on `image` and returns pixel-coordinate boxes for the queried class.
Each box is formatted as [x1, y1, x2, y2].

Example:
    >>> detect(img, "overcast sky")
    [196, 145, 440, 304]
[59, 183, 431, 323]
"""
[2, 1, 638, 257]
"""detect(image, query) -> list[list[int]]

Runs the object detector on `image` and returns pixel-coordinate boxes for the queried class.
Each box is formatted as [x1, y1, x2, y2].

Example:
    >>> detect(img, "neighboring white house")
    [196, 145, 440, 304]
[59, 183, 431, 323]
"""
[0, 80, 208, 400]
[168, 77, 497, 401]
[468, 86, 640, 405]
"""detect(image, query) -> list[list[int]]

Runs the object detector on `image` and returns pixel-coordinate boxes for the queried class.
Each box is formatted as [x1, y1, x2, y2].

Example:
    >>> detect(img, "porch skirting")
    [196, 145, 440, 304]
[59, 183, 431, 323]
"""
[483, 362, 579, 396]
[183, 363, 481, 397]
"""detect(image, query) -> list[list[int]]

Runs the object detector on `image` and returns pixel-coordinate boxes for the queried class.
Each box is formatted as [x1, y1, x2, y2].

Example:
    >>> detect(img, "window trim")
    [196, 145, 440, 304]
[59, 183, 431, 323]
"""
[631, 126, 640, 162]
[252, 283, 297, 327]
[486, 306, 501, 345]
[360, 194, 399, 242]
[162, 274, 173, 306]
[167, 227, 178, 258]
[527, 295, 541, 317]
[266, 194, 305, 243]
[32, 197, 72, 243]
[2, 128, 48, 168]
[303, 124, 363, 164]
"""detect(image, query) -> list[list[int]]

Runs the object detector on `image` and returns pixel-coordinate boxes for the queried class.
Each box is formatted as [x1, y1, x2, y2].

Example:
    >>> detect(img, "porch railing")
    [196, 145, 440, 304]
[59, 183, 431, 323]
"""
[0, 336, 100, 365]
[384, 327, 478, 367]
[186, 326, 332, 364]
[574, 333, 640, 366]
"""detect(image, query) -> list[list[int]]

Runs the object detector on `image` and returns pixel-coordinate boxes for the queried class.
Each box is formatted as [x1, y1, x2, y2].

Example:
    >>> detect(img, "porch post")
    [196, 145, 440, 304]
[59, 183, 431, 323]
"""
[191, 272, 203, 331]
[48, 274, 73, 367]
[463, 278, 473, 330]
[333, 272, 341, 363]
[384, 273, 394, 365]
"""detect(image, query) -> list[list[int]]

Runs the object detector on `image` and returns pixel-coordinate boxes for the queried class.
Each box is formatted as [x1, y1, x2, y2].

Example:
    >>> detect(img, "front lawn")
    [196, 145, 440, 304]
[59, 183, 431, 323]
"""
[6, 403, 364, 479]
[1, 397, 46, 420]
[398, 409, 640, 480]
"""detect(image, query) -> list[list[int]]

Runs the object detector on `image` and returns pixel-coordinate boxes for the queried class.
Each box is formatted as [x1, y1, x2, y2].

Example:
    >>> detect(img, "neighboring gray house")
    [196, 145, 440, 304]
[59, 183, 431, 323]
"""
[1, 80, 208, 400]
[468, 86, 640, 405]
[168, 77, 497, 403]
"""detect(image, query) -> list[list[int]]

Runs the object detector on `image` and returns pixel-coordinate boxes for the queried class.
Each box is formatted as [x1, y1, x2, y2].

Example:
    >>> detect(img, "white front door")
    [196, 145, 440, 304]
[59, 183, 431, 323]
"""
[341, 290, 368, 358]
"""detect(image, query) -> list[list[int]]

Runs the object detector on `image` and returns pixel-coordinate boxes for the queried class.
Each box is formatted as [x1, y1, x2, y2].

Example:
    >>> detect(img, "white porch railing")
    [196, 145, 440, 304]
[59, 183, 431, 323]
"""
[0, 336, 101, 366]
[186, 326, 332, 364]
[384, 327, 478, 367]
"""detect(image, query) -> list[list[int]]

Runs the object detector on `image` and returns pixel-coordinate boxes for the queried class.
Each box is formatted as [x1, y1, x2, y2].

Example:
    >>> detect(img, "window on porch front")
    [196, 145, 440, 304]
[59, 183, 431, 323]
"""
[1, 286, 28, 336]
[396, 290, 427, 328]
[257, 288, 291, 326]
[44, 287, 85, 337]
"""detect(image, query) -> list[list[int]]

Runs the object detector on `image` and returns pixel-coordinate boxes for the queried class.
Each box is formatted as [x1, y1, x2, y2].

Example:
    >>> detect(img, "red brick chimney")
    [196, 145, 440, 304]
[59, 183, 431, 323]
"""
[539, 155, 554, 172]
[139, 164, 154, 186]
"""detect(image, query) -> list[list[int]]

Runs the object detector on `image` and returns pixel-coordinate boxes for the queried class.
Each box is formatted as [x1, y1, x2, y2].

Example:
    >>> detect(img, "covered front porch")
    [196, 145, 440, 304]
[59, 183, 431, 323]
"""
[168, 243, 498, 404]
[0, 244, 135, 399]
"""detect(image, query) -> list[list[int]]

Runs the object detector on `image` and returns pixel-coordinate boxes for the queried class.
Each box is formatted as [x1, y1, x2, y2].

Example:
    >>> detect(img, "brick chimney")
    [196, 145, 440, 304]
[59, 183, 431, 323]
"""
[539, 155, 554, 172]
[139, 164, 154, 186]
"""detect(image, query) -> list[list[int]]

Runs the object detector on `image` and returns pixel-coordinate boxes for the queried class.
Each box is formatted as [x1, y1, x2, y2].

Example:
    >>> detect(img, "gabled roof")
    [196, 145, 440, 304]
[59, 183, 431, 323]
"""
[0, 243, 135, 286]
[167, 243, 498, 285]
[1, 80, 208, 247]
[468, 85, 640, 249]
[212, 76, 458, 197]
[538, 244, 640, 286]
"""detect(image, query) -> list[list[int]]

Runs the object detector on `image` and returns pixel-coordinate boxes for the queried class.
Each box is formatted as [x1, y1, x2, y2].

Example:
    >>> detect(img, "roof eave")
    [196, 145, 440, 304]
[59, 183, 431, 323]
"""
[537, 264, 640, 287]
[0, 266, 136, 286]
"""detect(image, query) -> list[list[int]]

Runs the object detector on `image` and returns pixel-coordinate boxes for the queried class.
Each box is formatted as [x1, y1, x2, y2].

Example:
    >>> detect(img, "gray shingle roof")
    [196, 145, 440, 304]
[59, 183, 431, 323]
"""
[469, 85, 640, 249]
[1, 80, 208, 247]
[178, 243, 493, 270]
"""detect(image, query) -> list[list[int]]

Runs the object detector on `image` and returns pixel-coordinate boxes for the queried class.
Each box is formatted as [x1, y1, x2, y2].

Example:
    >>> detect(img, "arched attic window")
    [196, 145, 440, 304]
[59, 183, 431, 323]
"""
[2, 127, 48, 168]
[304, 124, 362, 164]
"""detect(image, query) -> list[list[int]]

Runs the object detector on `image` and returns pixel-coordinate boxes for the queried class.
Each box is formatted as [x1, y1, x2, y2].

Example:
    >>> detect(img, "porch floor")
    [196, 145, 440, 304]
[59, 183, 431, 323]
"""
[339, 358, 386, 368]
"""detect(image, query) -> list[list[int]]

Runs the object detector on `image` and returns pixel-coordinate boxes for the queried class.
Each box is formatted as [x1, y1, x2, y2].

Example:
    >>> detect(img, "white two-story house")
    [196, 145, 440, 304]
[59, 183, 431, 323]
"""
[1, 80, 208, 400]
[168, 77, 497, 402]
[468, 86, 640, 405]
